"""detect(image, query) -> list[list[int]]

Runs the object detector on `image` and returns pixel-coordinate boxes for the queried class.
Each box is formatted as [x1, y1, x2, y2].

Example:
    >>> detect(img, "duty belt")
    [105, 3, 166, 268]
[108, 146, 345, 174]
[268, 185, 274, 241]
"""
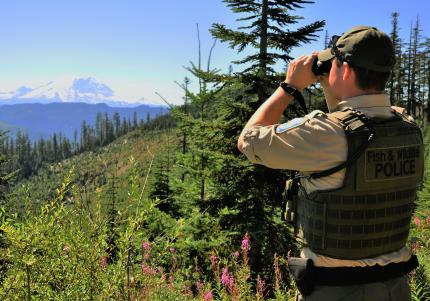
[287, 255, 419, 296]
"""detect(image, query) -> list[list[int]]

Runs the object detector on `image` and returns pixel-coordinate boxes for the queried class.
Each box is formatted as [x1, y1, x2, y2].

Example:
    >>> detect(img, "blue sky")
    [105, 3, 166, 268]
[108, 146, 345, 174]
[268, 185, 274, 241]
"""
[0, 0, 429, 105]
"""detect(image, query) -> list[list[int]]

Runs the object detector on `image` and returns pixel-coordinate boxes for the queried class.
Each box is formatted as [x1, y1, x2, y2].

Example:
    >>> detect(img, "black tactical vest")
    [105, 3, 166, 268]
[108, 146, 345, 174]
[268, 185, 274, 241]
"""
[294, 108, 424, 260]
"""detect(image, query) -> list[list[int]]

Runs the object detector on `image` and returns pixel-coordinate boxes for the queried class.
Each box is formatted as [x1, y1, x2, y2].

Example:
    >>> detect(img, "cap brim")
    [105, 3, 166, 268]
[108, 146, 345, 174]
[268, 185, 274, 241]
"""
[318, 48, 334, 62]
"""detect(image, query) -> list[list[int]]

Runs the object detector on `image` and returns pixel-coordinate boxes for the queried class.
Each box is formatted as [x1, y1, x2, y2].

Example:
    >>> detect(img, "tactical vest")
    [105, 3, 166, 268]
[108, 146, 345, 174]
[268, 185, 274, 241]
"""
[291, 108, 424, 260]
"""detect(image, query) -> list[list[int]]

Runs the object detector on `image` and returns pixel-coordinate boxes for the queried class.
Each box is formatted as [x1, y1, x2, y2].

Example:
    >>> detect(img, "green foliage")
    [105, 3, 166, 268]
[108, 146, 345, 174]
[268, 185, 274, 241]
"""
[0, 156, 297, 300]
[0, 110, 174, 182]
[409, 125, 430, 300]
[210, 0, 325, 100]
[178, 0, 326, 280]
[410, 265, 430, 301]
[4, 5, 430, 301]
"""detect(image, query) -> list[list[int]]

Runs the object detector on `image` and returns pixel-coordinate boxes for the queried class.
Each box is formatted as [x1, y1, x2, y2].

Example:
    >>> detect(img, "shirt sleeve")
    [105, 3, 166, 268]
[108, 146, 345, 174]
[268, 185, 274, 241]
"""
[240, 112, 348, 172]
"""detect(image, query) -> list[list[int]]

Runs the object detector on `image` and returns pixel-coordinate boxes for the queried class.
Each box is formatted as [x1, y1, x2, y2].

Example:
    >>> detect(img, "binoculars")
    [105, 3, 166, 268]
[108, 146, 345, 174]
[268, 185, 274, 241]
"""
[312, 58, 332, 75]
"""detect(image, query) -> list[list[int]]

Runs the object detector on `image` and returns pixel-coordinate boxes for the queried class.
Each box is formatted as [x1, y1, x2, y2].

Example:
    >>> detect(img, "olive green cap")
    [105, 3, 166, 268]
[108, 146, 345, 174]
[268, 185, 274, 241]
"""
[318, 25, 395, 72]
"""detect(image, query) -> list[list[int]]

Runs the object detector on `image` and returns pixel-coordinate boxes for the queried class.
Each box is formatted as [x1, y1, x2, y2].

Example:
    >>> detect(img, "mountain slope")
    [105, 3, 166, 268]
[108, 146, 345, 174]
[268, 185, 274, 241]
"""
[21, 77, 114, 104]
[0, 121, 20, 133]
[0, 76, 158, 107]
[8, 128, 176, 213]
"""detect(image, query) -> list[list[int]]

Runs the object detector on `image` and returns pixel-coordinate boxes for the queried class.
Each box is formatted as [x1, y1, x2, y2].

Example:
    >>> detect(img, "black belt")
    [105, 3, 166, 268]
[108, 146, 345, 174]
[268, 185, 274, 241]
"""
[288, 255, 418, 296]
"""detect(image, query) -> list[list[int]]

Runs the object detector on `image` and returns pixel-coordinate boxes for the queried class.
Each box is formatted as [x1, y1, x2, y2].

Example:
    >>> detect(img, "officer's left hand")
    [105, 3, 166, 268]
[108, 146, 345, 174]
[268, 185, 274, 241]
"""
[285, 53, 318, 91]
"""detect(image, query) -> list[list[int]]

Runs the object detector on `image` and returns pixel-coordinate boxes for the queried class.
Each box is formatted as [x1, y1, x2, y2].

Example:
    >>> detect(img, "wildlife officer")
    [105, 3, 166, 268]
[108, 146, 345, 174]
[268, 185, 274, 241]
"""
[237, 25, 423, 300]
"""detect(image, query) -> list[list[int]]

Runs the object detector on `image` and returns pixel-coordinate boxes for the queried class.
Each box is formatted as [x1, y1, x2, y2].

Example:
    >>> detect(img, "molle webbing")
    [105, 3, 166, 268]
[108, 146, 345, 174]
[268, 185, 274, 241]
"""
[297, 188, 415, 258]
[295, 108, 424, 260]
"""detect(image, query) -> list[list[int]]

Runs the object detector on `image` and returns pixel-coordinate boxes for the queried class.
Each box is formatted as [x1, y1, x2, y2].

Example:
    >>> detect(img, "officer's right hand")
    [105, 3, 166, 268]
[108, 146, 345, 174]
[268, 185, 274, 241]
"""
[285, 53, 318, 91]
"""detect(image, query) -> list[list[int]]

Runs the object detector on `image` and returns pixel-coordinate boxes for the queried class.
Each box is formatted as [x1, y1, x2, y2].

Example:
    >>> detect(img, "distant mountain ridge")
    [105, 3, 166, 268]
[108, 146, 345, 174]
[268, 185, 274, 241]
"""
[0, 102, 168, 141]
[0, 76, 154, 107]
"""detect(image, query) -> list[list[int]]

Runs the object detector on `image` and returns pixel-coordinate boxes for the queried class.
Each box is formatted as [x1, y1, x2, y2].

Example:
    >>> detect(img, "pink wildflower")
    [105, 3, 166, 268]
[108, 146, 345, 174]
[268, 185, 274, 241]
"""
[414, 217, 422, 227]
[426, 216, 430, 226]
[256, 275, 266, 298]
[169, 247, 176, 253]
[141, 263, 150, 274]
[221, 266, 235, 292]
[221, 267, 229, 286]
[63, 244, 71, 255]
[142, 241, 151, 251]
[161, 273, 166, 282]
[233, 251, 240, 259]
[168, 275, 174, 289]
[210, 253, 220, 267]
[140, 263, 157, 275]
[99, 256, 108, 268]
[241, 232, 250, 252]
[204, 291, 213, 301]
[196, 280, 204, 293]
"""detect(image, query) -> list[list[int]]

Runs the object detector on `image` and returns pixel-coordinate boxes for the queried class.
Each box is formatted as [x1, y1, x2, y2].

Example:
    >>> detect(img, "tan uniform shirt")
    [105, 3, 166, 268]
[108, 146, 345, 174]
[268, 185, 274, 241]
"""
[241, 94, 412, 267]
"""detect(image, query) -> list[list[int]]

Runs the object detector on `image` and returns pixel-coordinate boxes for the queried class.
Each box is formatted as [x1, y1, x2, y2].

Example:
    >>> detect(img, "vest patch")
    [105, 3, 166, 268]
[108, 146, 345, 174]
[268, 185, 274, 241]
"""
[365, 145, 421, 181]
[276, 117, 305, 134]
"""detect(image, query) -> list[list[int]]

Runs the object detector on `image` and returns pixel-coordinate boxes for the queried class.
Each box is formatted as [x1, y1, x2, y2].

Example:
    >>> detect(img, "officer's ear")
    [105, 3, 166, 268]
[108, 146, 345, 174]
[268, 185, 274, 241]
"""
[342, 62, 353, 82]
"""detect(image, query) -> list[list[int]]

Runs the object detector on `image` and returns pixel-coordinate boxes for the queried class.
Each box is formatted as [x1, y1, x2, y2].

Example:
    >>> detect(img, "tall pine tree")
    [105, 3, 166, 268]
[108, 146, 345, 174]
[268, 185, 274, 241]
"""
[389, 12, 404, 106]
[191, 0, 325, 276]
[210, 0, 324, 103]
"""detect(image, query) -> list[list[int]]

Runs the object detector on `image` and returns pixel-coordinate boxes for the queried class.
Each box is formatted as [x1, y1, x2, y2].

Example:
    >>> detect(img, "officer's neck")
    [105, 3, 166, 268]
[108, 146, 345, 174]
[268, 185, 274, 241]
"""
[329, 85, 383, 112]
[340, 82, 383, 102]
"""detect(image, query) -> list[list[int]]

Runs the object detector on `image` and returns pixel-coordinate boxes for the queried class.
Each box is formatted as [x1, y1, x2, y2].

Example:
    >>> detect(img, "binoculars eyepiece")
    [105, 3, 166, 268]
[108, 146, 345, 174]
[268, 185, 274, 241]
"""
[312, 59, 332, 75]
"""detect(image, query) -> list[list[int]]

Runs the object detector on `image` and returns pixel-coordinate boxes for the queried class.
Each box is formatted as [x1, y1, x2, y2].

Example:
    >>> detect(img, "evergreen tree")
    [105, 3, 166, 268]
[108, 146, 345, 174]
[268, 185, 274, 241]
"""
[121, 117, 128, 135]
[188, 0, 325, 276]
[410, 17, 422, 116]
[132, 112, 138, 130]
[8, 139, 14, 158]
[95, 112, 103, 146]
[177, 77, 191, 182]
[80, 120, 89, 152]
[52, 133, 59, 162]
[424, 37, 430, 121]
[145, 112, 151, 129]
[0, 131, 16, 284]
[405, 18, 423, 116]
[107, 113, 115, 144]
[73, 129, 78, 153]
[61, 137, 72, 159]
[113, 112, 121, 137]
[15, 131, 33, 179]
[139, 119, 145, 130]
[389, 12, 404, 106]
[149, 155, 177, 217]
[0, 132, 15, 204]
[210, 0, 324, 103]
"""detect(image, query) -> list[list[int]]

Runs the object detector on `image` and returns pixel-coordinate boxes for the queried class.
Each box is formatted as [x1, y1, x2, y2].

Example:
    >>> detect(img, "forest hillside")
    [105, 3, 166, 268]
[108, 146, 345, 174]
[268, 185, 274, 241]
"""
[1, 1, 430, 300]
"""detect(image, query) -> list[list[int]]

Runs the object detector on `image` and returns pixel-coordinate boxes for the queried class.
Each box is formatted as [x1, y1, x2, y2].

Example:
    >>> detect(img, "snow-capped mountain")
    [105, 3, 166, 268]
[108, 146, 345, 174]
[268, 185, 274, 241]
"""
[0, 76, 143, 107]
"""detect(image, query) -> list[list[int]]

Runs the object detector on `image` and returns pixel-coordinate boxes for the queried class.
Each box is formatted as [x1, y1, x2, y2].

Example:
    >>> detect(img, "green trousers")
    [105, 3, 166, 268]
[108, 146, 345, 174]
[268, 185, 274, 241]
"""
[296, 276, 411, 301]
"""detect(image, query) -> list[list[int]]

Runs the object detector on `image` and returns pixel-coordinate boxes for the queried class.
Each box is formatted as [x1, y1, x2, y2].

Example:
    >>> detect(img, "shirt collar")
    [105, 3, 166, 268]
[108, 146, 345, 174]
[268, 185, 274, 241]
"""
[333, 94, 391, 112]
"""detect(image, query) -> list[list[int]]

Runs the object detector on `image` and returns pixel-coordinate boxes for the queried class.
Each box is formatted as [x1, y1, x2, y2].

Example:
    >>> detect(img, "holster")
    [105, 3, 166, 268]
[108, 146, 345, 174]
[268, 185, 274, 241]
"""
[287, 257, 315, 296]
[282, 176, 299, 224]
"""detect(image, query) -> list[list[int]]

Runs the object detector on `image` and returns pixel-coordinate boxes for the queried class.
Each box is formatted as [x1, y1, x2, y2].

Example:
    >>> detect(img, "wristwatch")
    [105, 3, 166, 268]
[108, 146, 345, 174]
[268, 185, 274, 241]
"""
[279, 82, 308, 114]
[279, 82, 300, 98]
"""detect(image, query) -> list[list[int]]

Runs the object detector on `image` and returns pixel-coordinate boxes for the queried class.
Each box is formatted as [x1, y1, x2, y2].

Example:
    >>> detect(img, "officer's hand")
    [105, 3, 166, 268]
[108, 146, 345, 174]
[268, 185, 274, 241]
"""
[285, 53, 318, 91]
